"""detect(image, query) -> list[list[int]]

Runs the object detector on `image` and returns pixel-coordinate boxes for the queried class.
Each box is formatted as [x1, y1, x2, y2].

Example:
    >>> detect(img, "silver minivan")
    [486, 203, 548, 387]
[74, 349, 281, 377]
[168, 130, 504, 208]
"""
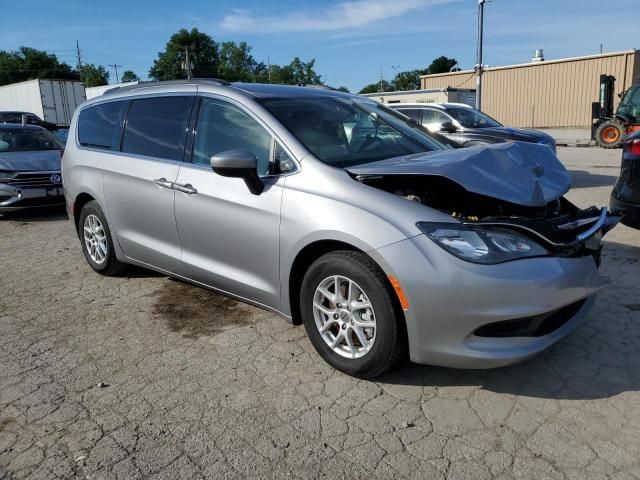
[63, 80, 618, 378]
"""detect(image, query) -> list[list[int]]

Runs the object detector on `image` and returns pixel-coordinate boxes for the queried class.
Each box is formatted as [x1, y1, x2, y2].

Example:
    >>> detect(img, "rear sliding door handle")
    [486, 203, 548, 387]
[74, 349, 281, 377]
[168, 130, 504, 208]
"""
[173, 183, 198, 195]
[152, 178, 174, 189]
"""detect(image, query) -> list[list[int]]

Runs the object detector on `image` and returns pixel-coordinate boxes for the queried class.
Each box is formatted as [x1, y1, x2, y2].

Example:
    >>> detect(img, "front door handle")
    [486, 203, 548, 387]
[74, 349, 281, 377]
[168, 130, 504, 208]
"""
[173, 183, 198, 195]
[152, 178, 174, 189]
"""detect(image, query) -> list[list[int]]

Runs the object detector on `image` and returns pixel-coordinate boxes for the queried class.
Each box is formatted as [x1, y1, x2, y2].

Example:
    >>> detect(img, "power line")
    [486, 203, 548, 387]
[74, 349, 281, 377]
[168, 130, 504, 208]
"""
[76, 40, 84, 83]
[108, 64, 123, 83]
[475, 0, 486, 110]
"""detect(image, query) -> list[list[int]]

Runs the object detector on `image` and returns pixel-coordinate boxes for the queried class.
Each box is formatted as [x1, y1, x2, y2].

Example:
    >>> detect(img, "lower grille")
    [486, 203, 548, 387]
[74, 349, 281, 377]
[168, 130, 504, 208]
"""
[473, 299, 587, 338]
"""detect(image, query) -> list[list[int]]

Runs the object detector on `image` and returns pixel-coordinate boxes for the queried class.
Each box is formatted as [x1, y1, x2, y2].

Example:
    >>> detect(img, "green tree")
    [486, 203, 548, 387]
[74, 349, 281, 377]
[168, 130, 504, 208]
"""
[426, 56, 458, 74]
[392, 69, 426, 91]
[336, 86, 350, 93]
[254, 57, 321, 85]
[0, 47, 78, 86]
[217, 41, 259, 82]
[120, 70, 139, 83]
[285, 57, 322, 85]
[80, 64, 109, 87]
[149, 28, 218, 81]
[359, 80, 394, 94]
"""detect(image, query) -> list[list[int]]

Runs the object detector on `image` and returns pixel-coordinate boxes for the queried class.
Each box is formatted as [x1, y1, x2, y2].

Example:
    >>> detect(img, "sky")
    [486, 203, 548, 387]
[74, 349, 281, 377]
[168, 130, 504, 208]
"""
[2, 0, 639, 93]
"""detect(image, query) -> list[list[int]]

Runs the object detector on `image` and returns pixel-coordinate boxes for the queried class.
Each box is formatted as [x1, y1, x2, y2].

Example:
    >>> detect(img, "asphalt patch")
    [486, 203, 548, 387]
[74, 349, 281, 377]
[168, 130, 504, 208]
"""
[152, 280, 257, 339]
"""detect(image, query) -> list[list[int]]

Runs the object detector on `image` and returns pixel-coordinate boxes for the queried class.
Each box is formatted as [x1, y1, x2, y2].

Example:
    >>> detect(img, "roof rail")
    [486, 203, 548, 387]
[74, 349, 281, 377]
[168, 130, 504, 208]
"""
[102, 78, 231, 96]
[302, 84, 341, 91]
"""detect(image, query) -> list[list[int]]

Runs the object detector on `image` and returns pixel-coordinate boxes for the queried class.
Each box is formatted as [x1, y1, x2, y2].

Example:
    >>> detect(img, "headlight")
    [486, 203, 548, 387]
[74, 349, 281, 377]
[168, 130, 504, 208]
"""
[417, 222, 549, 264]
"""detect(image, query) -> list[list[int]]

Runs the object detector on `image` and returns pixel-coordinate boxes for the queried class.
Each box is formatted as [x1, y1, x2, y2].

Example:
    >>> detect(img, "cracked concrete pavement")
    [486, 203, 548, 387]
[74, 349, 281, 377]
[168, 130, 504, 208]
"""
[1, 147, 639, 479]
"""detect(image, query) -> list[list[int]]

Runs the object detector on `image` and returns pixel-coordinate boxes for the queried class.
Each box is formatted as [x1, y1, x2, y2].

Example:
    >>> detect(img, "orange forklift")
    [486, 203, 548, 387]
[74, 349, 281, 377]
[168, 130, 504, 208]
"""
[592, 74, 640, 148]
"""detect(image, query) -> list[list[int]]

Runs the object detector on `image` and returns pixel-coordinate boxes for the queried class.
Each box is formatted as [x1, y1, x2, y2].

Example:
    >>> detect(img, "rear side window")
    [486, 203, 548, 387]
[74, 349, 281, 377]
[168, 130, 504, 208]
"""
[0, 113, 21, 123]
[122, 96, 193, 161]
[397, 108, 422, 123]
[78, 101, 128, 150]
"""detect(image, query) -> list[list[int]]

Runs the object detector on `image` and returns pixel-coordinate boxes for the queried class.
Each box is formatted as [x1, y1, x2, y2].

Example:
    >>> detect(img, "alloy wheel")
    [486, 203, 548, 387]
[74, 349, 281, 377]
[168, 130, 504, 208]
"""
[312, 275, 376, 359]
[83, 214, 108, 264]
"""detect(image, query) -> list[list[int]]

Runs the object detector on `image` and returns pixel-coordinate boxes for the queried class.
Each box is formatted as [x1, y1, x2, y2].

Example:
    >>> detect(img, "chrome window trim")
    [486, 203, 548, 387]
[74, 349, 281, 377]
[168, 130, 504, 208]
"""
[74, 92, 197, 159]
[74, 90, 301, 177]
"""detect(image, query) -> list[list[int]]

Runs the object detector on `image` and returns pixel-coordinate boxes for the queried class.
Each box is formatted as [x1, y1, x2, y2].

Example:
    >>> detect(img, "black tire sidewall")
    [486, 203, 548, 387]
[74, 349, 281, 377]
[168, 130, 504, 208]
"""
[78, 201, 119, 273]
[300, 252, 401, 378]
[596, 121, 625, 148]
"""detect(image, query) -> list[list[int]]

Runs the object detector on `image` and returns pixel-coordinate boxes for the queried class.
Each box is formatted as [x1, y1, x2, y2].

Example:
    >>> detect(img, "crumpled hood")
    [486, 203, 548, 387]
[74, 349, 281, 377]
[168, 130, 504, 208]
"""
[0, 150, 61, 172]
[347, 142, 571, 207]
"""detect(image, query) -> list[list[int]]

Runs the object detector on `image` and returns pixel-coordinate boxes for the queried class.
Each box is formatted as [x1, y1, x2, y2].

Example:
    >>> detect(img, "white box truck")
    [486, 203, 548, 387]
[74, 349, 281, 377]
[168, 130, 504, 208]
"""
[0, 79, 86, 127]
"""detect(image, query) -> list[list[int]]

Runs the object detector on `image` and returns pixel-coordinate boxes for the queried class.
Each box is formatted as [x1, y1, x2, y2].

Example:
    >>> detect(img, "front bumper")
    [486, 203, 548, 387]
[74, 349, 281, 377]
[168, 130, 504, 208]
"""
[610, 196, 640, 229]
[371, 234, 609, 368]
[0, 181, 64, 212]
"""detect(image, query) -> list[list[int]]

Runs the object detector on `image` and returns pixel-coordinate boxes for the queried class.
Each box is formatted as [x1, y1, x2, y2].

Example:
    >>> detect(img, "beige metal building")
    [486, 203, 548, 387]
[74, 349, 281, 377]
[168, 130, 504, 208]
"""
[420, 50, 640, 128]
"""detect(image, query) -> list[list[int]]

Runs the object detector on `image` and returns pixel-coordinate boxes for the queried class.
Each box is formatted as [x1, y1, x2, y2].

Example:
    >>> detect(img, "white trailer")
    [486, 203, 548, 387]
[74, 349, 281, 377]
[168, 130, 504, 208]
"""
[363, 88, 476, 107]
[0, 79, 86, 127]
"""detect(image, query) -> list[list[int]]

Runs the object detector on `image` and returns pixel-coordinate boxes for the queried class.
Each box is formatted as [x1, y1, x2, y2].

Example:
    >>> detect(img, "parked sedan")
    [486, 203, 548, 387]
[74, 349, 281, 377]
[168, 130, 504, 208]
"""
[64, 81, 617, 378]
[610, 131, 640, 228]
[391, 102, 556, 151]
[0, 124, 64, 212]
[0, 111, 58, 132]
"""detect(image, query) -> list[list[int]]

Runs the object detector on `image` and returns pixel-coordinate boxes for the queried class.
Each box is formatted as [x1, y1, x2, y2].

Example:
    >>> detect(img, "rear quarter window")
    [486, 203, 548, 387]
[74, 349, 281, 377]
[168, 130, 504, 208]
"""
[121, 96, 193, 161]
[78, 101, 129, 150]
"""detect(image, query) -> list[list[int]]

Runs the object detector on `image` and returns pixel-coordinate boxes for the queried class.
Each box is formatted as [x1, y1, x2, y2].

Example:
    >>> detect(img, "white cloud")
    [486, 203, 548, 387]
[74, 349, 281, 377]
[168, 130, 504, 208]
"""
[219, 0, 456, 33]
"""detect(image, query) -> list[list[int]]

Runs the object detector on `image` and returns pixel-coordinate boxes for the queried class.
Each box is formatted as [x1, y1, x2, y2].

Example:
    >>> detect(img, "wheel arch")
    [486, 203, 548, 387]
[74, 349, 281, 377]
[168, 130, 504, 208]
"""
[287, 239, 406, 327]
[73, 192, 96, 232]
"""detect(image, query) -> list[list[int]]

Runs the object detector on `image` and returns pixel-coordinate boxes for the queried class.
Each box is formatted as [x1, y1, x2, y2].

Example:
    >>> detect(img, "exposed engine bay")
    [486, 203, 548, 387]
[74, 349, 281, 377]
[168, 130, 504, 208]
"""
[355, 174, 620, 261]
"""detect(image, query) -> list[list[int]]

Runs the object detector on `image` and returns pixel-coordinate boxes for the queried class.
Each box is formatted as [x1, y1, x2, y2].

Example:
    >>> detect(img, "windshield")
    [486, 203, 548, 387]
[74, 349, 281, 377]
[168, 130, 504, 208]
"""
[0, 129, 61, 152]
[258, 96, 449, 167]
[618, 86, 640, 123]
[447, 107, 502, 128]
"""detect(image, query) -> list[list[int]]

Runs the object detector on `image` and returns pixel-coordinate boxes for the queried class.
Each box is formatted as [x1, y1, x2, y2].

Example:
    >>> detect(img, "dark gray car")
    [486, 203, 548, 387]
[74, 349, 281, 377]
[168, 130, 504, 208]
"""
[0, 111, 58, 132]
[392, 103, 556, 151]
[0, 124, 64, 212]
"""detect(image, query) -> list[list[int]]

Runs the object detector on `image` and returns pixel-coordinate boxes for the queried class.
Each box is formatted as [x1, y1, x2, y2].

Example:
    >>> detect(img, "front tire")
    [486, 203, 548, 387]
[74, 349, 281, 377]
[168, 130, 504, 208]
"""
[595, 119, 625, 148]
[300, 251, 406, 378]
[78, 201, 126, 276]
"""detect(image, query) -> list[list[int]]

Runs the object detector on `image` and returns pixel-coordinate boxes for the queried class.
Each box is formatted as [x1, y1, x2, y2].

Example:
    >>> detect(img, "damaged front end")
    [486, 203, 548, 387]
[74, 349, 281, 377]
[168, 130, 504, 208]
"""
[348, 143, 620, 265]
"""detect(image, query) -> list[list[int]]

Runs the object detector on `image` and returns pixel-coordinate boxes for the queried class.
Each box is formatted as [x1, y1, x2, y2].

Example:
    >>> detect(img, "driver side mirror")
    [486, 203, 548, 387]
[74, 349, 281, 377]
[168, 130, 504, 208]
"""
[439, 121, 458, 133]
[210, 149, 264, 195]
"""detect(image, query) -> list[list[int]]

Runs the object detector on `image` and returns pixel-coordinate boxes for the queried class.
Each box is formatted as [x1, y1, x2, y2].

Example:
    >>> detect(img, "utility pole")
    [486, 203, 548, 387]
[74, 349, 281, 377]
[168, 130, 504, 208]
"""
[267, 56, 272, 84]
[379, 66, 384, 92]
[183, 46, 193, 80]
[108, 64, 122, 83]
[475, 0, 486, 110]
[76, 40, 84, 83]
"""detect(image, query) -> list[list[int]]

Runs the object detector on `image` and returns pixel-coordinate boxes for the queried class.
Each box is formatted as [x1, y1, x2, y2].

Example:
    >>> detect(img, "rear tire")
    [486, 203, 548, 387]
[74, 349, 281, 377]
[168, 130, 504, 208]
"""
[78, 201, 126, 276]
[300, 250, 407, 379]
[595, 119, 625, 148]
